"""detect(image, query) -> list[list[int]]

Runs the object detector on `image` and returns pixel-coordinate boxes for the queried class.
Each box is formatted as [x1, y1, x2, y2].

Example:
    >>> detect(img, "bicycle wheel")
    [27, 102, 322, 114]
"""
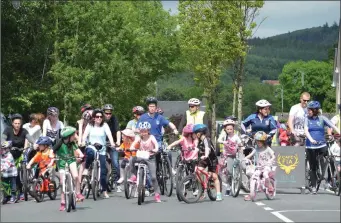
[231, 164, 242, 197]
[124, 167, 134, 199]
[54, 174, 60, 190]
[174, 154, 181, 169]
[47, 180, 57, 200]
[265, 178, 276, 200]
[207, 175, 222, 201]
[162, 156, 173, 197]
[21, 165, 29, 201]
[156, 161, 164, 195]
[33, 179, 44, 203]
[92, 163, 99, 201]
[176, 165, 185, 202]
[178, 174, 202, 204]
[337, 170, 340, 196]
[71, 179, 76, 210]
[137, 168, 145, 205]
[250, 178, 257, 202]
[81, 175, 91, 199]
[65, 174, 72, 212]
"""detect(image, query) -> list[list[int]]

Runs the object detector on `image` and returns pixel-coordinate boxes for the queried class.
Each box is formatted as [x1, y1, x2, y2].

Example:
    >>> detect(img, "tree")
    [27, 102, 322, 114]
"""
[159, 88, 185, 101]
[278, 60, 335, 113]
[178, 1, 244, 141]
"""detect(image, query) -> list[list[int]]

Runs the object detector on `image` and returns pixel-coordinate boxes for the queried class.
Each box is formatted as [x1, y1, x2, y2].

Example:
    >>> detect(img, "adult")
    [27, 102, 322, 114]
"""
[136, 97, 179, 174]
[328, 104, 340, 135]
[288, 92, 311, 146]
[102, 103, 121, 190]
[42, 107, 64, 145]
[241, 99, 277, 146]
[82, 109, 116, 199]
[126, 106, 145, 133]
[178, 98, 209, 134]
[304, 101, 340, 194]
[23, 113, 42, 145]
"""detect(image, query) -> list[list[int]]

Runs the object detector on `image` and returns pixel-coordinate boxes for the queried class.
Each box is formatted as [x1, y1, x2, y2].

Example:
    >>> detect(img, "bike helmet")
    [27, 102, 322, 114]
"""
[92, 108, 104, 117]
[103, 104, 113, 111]
[47, 107, 59, 116]
[307, 101, 321, 109]
[225, 115, 237, 121]
[138, 121, 151, 130]
[132, 106, 145, 115]
[223, 119, 235, 126]
[254, 131, 267, 141]
[36, 136, 52, 145]
[188, 98, 201, 106]
[1, 141, 12, 149]
[157, 107, 164, 115]
[61, 126, 76, 138]
[146, 96, 158, 105]
[193, 124, 207, 134]
[255, 99, 271, 108]
[81, 104, 92, 113]
[82, 110, 93, 121]
[183, 124, 194, 134]
[10, 113, 23, 121]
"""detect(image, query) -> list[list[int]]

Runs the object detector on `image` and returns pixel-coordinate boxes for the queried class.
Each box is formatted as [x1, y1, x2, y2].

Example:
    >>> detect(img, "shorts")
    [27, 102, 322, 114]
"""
[198, 158, 217, 173]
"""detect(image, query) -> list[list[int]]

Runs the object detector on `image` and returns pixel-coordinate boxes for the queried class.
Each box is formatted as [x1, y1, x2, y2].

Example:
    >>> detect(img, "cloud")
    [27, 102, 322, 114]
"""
[161, 0, 340, 38]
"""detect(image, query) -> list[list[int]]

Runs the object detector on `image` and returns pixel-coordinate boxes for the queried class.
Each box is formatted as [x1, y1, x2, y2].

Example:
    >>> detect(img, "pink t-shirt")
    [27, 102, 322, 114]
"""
[139, 135, 157, 155]
[179, 137, 198, 160]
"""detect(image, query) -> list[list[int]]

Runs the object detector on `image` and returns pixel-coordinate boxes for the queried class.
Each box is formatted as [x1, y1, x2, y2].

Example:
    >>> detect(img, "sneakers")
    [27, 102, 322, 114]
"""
[76, 193, 85, 202]
[193, 189, 199, 196]
[145, 190, 150, 197]
[117, 177, 124, 184]
[8, 196, 17, 204]
[172, 168, 177, 175]
[116, 185, 122, 193]
[19, 193, 24, 201]
[224, 190, 230, 196]
[216, 192, 222, 201]
[128, 175, 137, 183]
[244, 194, 251, 201]
[312, 187, 317, 195]
[154, 193, 161, 203]
[102, 192, 110, 199]
[59, 202, 65, 211]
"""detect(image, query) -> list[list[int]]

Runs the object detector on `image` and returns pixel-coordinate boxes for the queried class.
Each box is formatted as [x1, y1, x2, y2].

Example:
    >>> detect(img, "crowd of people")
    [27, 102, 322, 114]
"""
[1, 91, 340, 210]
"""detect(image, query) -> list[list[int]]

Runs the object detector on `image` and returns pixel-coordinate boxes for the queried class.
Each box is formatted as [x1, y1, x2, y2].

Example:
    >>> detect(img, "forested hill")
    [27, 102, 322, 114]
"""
[246, 22, 339, 80]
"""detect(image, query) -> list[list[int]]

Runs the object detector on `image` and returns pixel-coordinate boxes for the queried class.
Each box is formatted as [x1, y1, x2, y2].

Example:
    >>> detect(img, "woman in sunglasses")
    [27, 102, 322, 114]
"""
[241, 99, 277, 146]
[81, 109, 116, 199]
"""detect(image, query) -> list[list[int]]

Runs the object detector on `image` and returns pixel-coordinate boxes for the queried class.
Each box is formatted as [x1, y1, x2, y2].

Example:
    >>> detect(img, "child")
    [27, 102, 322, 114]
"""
[217, 119, 244, 196]
[279, 123, 291, 146]
[244, 131, 275, 201]
[193, 124, 222, 201]
[129, 121, 161, 203]
[167, 124, 199, 161]
[53, 126, 85, 211]
[0, 141, 18, 204]
[330, 134, 340, 172]
[26, 136, 55, 185]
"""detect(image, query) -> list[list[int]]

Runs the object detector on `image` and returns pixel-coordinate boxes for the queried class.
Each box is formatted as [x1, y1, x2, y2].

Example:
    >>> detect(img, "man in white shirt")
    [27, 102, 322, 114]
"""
[23, 113, 41, 146]
[288, 92, 310, 146]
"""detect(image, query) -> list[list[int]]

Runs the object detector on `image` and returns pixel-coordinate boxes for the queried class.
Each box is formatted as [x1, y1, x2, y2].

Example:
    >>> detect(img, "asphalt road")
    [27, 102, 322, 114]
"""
[1, 187, 340, 222]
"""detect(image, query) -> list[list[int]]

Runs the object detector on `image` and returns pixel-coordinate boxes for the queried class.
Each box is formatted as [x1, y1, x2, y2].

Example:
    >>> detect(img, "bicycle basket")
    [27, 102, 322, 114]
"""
[246, 163, 255, 176]
[136, 150, 150, 160]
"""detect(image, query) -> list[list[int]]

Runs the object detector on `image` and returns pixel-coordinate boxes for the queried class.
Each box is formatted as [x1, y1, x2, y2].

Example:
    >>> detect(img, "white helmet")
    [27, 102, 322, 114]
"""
[223, 119, 235, 126]
[138, 122, 151, 130]
[188, 98, 201, 106]
[255, 99, 271, 107]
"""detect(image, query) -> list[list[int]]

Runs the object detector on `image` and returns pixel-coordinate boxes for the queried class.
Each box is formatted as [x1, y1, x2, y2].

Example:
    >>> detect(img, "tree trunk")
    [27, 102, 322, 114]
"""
[232, 80, 237, 117]
[63, 95, 67, 124]
[237, 55, 245, 122]
[211, 102, 216, 144]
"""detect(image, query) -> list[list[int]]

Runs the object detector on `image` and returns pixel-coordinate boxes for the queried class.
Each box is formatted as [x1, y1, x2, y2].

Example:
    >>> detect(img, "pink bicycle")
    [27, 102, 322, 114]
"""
[248, 162, 277, 202]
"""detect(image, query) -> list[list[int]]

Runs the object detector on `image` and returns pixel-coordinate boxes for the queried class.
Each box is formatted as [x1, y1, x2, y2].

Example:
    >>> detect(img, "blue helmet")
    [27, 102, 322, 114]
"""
[307, 101, 321, 109]
[193, 124, 207, 134]
[36, 136, 52, 146]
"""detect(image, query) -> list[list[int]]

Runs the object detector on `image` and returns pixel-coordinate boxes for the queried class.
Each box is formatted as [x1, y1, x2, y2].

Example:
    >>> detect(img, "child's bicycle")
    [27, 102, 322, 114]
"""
[177, 159, 222, 204]
[0, 176, 19, 204]
[135, 158, 149, 205]
[248, 163, 277, 202]
[30, 167, 57, 203]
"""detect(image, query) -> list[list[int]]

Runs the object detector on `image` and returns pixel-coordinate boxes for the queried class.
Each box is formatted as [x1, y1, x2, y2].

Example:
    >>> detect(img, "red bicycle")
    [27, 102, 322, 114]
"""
[177, 160, 222, 204]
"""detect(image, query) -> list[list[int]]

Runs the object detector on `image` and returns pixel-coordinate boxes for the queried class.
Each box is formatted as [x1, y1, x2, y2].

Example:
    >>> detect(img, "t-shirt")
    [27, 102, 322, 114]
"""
[43, 119, 64, 141]
[120, 141, 139, 159]
[84, 123, 111, 155]
[330, 142, 340, 162]
[304, 115, 333, 149]
[331, 115, 340, 132]
[32, 148, 54, 174]
[126, 119, 137, 131]
[56, 142, 77, 169]
[23, 123, 41, 144]
[217, 133, 241, 157]
[137, 113, 170, 143]
[3, 126, 29, 148]
[254, 146, 275, 167]
[289, 103, 307, 134]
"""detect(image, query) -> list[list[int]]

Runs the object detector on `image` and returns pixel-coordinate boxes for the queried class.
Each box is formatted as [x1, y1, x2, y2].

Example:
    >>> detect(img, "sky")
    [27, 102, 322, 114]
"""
[161, 1, 340, 38]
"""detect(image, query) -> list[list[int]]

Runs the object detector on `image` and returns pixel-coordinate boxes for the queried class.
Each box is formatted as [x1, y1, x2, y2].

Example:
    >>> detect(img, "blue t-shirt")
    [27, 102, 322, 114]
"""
[242, 113, 277, 135]
[304, 115, 332, 149]
[137, 113, 170, 142]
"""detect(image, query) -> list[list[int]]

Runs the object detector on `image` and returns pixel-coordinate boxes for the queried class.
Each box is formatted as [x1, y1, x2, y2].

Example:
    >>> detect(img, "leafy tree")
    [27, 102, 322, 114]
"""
[159, 88, 185, 101]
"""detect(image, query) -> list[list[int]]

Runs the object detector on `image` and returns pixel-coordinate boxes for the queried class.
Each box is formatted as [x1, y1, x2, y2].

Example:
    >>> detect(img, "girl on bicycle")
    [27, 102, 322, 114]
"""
[193, 124, 222, 201]
[244, 131, 275, 201]
[129, 122, 161, 203]
[43, 107, 64, 145]
[54, 126, 85, 211]
[217, 119, 244, 196]
[304, 101, 340, 194]
[167, 124, 199, 161]
[1, 141, 18, 204]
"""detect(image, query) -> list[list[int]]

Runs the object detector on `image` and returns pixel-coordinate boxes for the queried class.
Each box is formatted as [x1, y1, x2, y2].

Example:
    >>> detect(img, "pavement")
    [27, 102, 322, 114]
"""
[1, 187, 339, 222]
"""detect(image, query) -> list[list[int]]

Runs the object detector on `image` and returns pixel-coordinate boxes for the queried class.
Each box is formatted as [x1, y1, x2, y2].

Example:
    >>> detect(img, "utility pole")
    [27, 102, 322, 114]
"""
[281, 87, 284, 117]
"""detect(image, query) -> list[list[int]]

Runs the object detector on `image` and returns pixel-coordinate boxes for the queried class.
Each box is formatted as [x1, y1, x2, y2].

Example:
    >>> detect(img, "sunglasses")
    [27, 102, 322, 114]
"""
[95, 115, 103, 119]
[189, 105, 196, 108]
[302, 99, 309, 102]
[105, 113, 112, 115]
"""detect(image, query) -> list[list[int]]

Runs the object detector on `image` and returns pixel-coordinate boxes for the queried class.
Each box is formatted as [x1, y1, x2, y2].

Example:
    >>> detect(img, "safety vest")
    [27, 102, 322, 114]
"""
[336, 114, 340, 131]
[186, 110, 205, 125]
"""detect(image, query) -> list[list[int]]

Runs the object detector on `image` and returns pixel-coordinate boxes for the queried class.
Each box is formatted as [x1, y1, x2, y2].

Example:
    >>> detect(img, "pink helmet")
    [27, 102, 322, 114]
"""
[183, 124, 194, 134]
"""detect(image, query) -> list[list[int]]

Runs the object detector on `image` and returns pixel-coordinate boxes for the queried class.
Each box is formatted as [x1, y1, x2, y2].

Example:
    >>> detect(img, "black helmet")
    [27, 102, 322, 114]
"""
[103, 104, 113, 111]
[146, 97, 158, 105]
[92, 108, 104, 118]
[47, 107, 59, 116]
[11, 113, 23, 121]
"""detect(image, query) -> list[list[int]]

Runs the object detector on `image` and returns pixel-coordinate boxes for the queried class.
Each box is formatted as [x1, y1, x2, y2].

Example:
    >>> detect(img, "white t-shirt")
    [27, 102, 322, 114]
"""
[217, 130, 241, 144]
[23, 123, 41, 144]
[289, 103, 307, 134]
[43, 119, 64, 141]
[331, 115, 340, 130]
[330, 142, 340, 162]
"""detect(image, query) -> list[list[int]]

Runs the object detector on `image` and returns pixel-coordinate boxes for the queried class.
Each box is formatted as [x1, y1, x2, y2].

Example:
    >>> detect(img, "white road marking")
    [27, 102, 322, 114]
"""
[276, 210, 340, 213]
[272, 211, 294, 223]
[255, 202, 265, 206]
[264, 207, 274, 211]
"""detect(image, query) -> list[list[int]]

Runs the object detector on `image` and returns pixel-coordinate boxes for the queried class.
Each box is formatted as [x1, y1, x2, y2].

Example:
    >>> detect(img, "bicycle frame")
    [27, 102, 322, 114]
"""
[194, 166, 212, 190]
[90, 147, 101, 187]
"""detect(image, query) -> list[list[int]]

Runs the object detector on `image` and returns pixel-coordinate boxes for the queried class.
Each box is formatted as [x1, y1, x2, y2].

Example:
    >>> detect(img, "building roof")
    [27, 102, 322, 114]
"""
[158, 100, 206, 118]
[262, 80, 280, 85]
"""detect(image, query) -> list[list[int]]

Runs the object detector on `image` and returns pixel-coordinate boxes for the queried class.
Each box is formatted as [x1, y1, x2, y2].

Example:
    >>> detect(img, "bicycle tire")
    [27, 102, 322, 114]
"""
[137, 168, 145, 205]
[80, 175, 90, 198]
[176, 165, 185, 202]
[22, 165, 29, 201]
[65, 174, 72, 212]
[250, 178, 257, 202]
[174, 154, 181, 170]
[207, 175, 222, 201]
[265, 178, 276, 200]
[157, 161, 164, 195]
[71, 179, 76, 210]
[124, 168, 133, 199]
[178, 174, 202, 204]
[33, 179, 44, 203]
[47, 180, 57, 200]
[92, 162, 99, 201]
[337, 170, 340, 196]
[231, 164, 242, 197]
[163, 156, 173, 197]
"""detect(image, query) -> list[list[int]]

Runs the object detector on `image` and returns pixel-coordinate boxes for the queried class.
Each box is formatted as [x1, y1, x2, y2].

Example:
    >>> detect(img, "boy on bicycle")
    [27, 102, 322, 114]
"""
[1, 141, 18, 204]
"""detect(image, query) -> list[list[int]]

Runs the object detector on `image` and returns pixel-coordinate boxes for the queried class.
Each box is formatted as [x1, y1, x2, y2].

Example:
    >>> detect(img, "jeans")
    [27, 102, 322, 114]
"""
[85, 147, 108, 192]
[111, 149, 120, 182]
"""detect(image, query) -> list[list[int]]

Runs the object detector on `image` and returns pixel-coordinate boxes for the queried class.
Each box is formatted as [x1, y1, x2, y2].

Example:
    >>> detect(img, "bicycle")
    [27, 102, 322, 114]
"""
[12, 147, 31, 201]
[156, 141, 173, 197]
[177, 159, 222, 204]
[240, 134, 255, 192]
[31, 167, 57, 202]
[135, 158, 149, 205]
[230, 150, 243, 197]
[0, 176, 19, 204]
[249, 163, 277, 202]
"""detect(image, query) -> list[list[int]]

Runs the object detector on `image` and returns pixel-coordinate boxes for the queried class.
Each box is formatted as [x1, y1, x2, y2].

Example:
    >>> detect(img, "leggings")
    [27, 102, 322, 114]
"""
[131, 157, 159, 194]
[306, 147, 328, 187]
